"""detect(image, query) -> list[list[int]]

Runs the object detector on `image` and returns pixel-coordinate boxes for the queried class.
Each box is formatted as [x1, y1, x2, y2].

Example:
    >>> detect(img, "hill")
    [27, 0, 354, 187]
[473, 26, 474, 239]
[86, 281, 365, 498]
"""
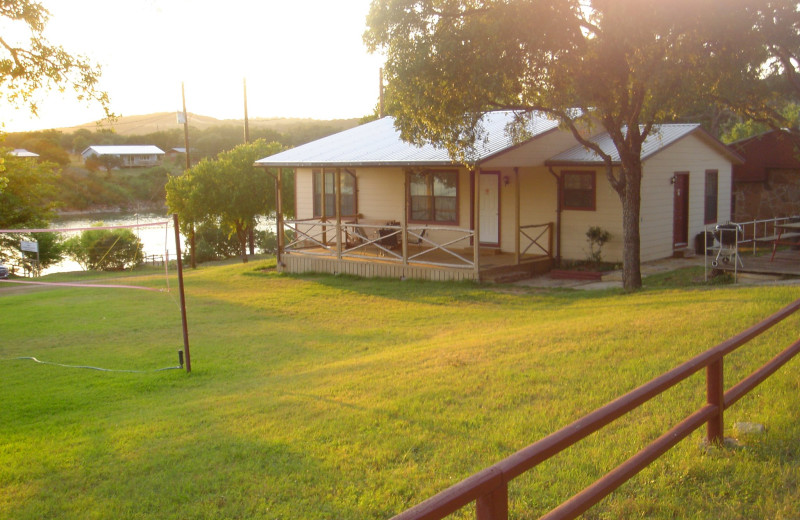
[59, 112, 361, 137]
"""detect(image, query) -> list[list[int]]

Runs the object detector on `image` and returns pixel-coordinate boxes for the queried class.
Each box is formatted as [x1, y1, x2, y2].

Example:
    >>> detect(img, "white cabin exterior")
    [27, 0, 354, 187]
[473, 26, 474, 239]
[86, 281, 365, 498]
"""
[256, 113, 741, 281]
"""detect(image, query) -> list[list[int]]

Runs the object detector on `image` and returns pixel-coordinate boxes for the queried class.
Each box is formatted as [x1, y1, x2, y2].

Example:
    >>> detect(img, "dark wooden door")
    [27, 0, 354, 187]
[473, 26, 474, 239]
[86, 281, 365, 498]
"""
[673, 173, 689, 248]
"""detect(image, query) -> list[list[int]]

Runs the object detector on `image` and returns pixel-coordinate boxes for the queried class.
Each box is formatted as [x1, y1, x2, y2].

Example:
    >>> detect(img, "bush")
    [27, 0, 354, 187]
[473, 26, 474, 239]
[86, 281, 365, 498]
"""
[191, 222, 241, 263]
[64, 226, 144, 271]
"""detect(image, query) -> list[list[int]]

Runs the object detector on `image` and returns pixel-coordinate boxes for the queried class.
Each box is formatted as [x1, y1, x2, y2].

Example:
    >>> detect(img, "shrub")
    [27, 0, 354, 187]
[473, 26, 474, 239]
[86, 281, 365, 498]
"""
[64, 225, 144, 271]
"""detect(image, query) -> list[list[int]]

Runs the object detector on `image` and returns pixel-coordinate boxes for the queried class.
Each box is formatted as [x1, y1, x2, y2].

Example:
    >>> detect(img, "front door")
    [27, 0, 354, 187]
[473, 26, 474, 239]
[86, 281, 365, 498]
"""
[479, 172, 500, 246]
[673, 172, 689, 248]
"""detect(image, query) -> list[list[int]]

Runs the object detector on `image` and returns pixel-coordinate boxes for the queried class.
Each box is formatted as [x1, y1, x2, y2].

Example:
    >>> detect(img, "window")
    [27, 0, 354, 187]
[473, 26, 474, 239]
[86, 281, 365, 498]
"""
[313, 169, 356, 218]
[408, 170, 458, 223]
[704, 169, 718, 224]
[562, 171, 596, 211]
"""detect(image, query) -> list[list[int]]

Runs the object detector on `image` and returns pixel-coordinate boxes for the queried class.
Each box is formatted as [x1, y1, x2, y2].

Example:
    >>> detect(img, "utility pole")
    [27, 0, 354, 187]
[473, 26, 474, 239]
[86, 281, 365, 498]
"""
[180, 82, 196, 269]
[243, 77, 255, 256]
[243, 77, 250, 144]
[379, 68, 385, 118]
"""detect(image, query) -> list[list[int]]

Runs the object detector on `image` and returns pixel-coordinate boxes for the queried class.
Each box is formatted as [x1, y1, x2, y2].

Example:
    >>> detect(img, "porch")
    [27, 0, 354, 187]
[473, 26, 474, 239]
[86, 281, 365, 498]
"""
[278, 219, 554, 282]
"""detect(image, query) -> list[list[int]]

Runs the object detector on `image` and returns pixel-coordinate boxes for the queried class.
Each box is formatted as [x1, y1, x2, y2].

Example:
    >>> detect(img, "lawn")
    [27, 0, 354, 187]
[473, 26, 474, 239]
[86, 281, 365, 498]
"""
[1, 260, 799, 519]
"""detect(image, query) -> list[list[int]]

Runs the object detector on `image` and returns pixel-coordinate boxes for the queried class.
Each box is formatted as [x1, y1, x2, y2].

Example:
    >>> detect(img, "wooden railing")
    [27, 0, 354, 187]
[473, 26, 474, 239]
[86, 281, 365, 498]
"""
[519, 222, 554, 258]
[284, 219, 476, 269]
[391, 298, 800, 520]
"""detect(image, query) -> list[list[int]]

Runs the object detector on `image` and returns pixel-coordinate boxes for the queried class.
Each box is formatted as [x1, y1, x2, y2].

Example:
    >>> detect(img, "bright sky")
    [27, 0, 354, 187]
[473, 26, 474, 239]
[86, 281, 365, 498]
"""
[1, 0, 385, 133]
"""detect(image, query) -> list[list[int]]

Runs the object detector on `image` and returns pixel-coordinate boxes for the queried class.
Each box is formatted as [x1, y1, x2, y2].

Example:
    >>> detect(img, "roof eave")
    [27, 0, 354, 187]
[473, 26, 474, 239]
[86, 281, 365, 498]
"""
[254, 160, 458, 169]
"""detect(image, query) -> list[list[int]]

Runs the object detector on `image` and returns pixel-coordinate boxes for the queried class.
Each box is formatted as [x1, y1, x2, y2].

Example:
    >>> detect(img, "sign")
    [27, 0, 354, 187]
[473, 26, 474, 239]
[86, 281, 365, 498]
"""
[177, 111, 186, 124]
[20, 240, 38, 253]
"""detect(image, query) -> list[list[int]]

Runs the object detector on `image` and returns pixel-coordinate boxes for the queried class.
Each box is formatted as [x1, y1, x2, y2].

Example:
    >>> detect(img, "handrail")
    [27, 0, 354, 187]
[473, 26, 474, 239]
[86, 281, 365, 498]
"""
[391, 298, 800, 520]
[519, 222, 553, 258]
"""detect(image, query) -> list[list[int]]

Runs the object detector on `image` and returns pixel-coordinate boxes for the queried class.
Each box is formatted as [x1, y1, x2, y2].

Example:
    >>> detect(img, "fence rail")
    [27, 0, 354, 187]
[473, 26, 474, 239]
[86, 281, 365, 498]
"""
[391, 297, 800, 520]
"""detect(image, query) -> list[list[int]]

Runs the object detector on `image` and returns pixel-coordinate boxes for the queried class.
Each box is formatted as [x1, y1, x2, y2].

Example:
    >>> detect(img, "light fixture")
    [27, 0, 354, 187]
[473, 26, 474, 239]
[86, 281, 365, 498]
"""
[503, 175, 510, 186]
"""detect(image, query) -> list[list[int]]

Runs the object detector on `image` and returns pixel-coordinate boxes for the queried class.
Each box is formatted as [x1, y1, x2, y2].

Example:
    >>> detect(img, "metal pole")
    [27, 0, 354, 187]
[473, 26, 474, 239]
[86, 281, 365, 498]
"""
[173, 213, 192, 373]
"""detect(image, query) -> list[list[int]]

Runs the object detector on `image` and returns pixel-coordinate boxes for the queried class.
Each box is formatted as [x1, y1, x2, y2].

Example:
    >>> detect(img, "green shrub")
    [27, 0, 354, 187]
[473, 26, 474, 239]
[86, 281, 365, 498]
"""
[64, 225, 144, 271]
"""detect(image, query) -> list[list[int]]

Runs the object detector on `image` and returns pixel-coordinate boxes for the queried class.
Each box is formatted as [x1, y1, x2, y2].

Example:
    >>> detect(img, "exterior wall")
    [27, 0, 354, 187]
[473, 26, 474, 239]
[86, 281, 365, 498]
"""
[734, 170, 800, 221]
[547, 167, 624, 262]
[639, 134, 734, 262]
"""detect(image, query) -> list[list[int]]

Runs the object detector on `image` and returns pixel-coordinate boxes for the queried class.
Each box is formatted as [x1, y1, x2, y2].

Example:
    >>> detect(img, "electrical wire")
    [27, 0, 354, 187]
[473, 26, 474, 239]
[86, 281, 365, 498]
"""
[1, 356, 183, 373]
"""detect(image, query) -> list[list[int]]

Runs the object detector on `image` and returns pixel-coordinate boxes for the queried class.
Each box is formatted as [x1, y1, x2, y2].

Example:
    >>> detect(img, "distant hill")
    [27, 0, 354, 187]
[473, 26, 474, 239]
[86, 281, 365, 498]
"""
[60, 112, 361, 137]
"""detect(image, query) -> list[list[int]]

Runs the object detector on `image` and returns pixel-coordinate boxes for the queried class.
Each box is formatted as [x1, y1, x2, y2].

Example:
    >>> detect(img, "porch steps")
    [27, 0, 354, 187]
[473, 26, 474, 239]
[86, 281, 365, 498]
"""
[673, 247, 696, 259]
[482, 257, 554, 283]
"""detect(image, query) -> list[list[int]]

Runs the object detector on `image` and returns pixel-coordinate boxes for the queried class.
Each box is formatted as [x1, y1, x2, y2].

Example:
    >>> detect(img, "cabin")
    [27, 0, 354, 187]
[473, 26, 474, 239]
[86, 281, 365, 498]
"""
[9, 149, 39, 158]
[81, 145, 165, 168]
[729, 130, 800, 222]
[255, 112, 741, 281]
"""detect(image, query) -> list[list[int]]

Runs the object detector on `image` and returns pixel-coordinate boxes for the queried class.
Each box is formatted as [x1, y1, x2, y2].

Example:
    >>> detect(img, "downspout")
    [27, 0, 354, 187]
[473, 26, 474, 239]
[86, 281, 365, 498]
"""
[548, 167, 562, 266]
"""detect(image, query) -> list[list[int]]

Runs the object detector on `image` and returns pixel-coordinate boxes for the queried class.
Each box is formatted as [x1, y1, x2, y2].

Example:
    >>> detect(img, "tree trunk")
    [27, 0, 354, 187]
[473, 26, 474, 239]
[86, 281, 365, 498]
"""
[620, 167, 643, 291]
[189, 225, 196, 269]
[236, 223, 248, 263]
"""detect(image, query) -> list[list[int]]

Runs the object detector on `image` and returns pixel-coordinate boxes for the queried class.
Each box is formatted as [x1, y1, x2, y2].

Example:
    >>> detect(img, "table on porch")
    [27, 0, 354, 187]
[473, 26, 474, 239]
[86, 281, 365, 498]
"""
[770, 222, 800, 262]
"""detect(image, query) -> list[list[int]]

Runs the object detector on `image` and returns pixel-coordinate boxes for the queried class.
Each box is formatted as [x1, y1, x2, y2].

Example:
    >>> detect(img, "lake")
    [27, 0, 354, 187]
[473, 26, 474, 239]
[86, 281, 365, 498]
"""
[44, 212, 184, 274]
[44, 213, 276, 275]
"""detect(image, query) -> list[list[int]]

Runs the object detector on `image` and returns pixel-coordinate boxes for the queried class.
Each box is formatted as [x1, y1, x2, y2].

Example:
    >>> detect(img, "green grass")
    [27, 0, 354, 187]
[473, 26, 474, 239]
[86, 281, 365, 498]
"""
[1, 261, 799, 519]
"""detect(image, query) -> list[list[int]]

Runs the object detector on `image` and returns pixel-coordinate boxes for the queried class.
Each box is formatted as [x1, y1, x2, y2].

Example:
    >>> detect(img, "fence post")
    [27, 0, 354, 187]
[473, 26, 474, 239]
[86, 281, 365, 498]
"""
[476, 483, 509, 520]
[706, 358, 724, 443]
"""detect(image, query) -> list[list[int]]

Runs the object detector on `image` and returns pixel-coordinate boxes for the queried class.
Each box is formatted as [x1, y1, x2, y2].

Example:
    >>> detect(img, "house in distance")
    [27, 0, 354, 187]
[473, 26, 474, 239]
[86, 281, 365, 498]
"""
[81, 145, 165, 168]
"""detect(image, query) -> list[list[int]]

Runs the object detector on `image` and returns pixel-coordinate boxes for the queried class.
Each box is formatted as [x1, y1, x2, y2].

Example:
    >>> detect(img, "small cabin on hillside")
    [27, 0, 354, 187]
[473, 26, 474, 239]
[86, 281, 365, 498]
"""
[255, 112, 741, 282]
[81, 145, 165, 168]
[730, 130, 800, 222]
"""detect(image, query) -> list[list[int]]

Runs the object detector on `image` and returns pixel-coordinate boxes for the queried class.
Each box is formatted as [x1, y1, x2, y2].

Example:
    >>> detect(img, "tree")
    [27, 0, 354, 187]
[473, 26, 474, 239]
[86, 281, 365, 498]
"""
[365, 0, 764, 291]
[64, 226, 143, 271]
[166, 140, 289, 264]
[0, 1, 111, 118]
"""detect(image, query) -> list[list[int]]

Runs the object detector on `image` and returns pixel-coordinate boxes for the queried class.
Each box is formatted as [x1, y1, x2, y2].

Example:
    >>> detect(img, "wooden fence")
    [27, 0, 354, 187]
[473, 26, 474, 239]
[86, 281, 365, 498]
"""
[391, 297, 800, 520]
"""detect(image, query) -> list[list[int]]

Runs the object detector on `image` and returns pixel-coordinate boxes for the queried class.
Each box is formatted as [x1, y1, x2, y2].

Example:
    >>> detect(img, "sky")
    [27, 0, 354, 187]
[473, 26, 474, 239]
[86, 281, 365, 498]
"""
[0, 0, 386, 133]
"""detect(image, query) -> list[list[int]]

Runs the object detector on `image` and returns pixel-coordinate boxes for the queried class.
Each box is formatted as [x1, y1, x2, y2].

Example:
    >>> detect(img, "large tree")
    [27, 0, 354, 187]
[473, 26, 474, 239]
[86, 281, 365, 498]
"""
[0, 0, 110, 118]
[365, 0, 767, 291]
[166, 140, 290, 264]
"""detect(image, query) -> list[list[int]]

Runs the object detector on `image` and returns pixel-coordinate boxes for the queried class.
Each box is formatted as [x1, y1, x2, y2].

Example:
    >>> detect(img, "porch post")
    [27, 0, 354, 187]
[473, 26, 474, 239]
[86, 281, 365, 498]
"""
[474, 168, 481, 280]
[335, 168, 342, 264]
[402, 170, 409, 266]
[320, 169, 327, 246]
[514, 167, 520, 265]
[276, 168, 284, 270]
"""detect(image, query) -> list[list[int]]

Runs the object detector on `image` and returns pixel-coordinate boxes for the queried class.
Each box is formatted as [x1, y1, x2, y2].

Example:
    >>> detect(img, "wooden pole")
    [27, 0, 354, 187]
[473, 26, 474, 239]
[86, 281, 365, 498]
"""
[379, 68, 385, 118]
[181, 82, 196, 270]
[276, 168, 284, 269]
[402, 170, 409, 265]
[514, 167, 520, 265]
[474, 169, 481, 280]
[243, 77, 250, 144]
[336, 168, 342, 263]
[173, 213, 191, 373]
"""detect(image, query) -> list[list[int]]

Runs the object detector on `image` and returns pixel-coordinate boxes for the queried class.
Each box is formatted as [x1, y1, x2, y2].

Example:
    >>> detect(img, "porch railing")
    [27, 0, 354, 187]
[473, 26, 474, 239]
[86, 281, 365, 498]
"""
[519, 222, 554, 259]
[732, 215, 800, 254]
[390, 297, 800, 520]
[283, 219, 476, 269]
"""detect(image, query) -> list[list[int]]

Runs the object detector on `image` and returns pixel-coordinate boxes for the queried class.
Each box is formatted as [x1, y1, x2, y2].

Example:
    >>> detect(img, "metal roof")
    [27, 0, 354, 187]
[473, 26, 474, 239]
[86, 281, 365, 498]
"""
[546, 124, 742, 165]
[255, 111, 560, 168]
[10, 148, 39, 157]
[82, 145, 165, 156]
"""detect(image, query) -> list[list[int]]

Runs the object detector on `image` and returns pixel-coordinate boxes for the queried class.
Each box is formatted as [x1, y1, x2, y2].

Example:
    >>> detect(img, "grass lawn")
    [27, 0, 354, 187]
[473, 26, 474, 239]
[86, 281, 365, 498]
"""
[1, 260, 799, 519]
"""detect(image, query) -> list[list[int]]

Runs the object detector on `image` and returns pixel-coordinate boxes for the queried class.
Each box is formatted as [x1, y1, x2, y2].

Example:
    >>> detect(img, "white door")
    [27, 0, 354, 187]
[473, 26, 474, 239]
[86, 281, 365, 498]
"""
[479, 173, 500, 245]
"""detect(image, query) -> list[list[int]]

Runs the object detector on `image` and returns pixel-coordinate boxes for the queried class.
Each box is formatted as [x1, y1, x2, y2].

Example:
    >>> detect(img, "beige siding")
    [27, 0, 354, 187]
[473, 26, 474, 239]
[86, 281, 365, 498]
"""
[296, 168, 314, 219]
[640, 134, 734, 262]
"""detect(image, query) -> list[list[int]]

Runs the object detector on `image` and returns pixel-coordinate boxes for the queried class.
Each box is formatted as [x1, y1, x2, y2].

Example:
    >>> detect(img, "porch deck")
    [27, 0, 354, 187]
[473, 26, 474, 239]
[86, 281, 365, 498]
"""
[712, 249, 800, 277]
[281, 245, 553, 282]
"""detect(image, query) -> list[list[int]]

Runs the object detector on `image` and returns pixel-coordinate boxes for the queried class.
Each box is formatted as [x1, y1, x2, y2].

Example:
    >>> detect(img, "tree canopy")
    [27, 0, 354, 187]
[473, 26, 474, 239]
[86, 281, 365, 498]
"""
[0, 0, 110, 118]
[365, 0, 786, 290]
[166, 139, 292, 264]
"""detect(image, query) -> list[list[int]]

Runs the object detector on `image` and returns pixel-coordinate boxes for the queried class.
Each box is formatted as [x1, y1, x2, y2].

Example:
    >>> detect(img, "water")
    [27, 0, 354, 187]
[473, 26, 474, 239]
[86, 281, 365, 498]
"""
[44, 212, 276, 275]
[45, 212, 183, 275]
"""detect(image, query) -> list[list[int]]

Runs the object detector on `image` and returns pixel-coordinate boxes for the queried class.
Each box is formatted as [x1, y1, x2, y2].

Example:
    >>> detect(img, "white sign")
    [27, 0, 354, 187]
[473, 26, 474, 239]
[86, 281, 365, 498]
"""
[20, 240, 38, 253]
[176, 111, 186, 124]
